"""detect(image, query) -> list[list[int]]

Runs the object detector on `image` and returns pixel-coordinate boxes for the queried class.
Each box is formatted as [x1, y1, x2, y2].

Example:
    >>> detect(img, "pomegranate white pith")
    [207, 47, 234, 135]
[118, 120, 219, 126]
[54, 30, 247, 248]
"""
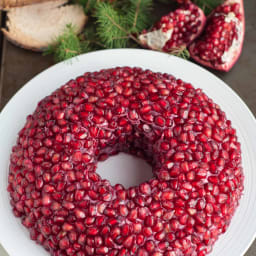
[139, 29, 174, 51]
[139, 3, 206, 52]
[8, 67, 244, 256]
[189, 0, 245, 72]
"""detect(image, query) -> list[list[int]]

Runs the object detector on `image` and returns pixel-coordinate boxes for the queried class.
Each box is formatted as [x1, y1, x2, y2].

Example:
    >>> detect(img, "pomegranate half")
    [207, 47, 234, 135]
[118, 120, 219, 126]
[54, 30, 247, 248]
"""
[139, 2, 206, 52]
[189, 0, 245, 72]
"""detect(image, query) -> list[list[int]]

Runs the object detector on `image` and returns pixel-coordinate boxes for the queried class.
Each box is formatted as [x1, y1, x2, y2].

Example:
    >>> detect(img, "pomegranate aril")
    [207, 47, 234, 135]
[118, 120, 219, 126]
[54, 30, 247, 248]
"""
[59, 237, 69, 250]
[145, 240, 155, 252]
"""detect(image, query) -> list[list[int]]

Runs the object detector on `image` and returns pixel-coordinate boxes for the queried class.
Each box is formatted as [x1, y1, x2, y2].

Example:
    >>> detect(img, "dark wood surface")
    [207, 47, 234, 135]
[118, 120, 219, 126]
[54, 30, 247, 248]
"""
[0, 0, 255, 255]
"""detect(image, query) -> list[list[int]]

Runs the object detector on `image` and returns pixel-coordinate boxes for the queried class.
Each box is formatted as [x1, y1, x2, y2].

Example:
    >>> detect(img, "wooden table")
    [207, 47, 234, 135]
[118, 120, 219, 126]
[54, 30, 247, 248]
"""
[0, 0, 255, 255]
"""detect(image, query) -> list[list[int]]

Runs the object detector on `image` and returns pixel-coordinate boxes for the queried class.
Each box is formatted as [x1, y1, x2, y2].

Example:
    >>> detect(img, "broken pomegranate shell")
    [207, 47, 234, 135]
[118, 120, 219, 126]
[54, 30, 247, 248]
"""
[139, 2, 206, 52]
[189, 0, 245, 72]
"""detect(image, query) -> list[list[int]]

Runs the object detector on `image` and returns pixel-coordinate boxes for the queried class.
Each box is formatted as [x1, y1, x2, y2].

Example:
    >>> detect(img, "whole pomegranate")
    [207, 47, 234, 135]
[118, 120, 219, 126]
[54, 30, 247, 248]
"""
[189, 0, 245, 71]
[139, 2, 206, 52]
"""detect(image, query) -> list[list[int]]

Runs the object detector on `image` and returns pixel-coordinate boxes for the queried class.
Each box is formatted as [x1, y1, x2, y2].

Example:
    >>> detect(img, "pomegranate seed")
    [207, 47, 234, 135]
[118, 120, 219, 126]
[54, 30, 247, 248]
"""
[139, 183, 151, 195]
[42, 195, 51, 206]
[155, 116, 166, 127]
[162, 191, 174, 200]
[59, 237, 69, 250]
[123, 235, 134, 248]
[74, 209, 86, 219]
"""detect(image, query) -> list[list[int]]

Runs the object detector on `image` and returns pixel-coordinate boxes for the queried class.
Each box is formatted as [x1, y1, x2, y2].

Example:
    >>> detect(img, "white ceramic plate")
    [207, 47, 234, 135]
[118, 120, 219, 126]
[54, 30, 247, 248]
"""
[0, 49, 256, 256]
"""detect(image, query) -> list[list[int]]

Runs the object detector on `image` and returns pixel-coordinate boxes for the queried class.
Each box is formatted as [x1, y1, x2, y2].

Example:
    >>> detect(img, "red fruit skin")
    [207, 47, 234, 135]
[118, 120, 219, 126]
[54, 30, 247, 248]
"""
[139, 3, 206, 52]
[189, 0, 245, 72]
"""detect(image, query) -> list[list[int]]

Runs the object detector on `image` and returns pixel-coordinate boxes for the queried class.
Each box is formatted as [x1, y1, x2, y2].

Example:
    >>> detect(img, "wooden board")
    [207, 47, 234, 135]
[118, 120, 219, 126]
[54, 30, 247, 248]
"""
[0, 38, 53, 109]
